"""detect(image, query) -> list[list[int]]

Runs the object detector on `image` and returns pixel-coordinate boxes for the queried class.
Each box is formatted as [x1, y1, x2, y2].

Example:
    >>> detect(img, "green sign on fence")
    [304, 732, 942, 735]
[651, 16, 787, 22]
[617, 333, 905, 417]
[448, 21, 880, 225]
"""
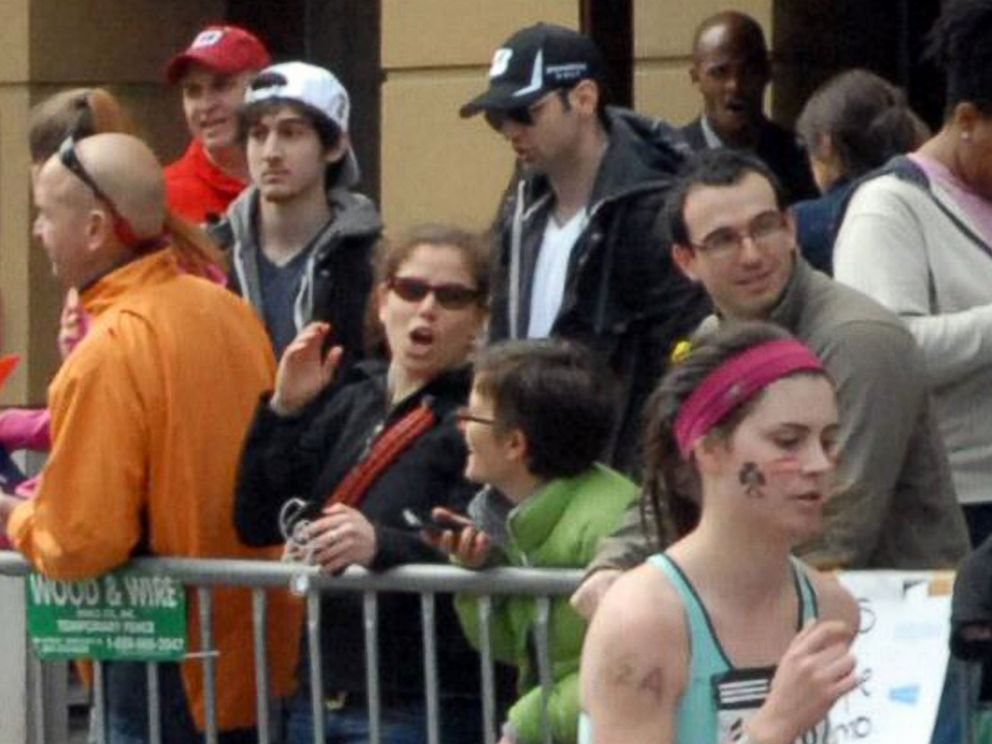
[25, 570, 187, 661]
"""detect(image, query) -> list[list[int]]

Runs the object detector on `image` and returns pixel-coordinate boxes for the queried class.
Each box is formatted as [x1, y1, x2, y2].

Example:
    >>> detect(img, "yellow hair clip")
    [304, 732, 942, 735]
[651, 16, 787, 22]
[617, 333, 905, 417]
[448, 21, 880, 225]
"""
[671, 339, 693, 365]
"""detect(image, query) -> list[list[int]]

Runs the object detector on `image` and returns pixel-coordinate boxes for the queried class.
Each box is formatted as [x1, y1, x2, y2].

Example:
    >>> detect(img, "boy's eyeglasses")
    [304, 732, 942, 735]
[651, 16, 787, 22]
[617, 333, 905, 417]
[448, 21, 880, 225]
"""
[387, 277, 482, 310]
[456, 407, 496, 426]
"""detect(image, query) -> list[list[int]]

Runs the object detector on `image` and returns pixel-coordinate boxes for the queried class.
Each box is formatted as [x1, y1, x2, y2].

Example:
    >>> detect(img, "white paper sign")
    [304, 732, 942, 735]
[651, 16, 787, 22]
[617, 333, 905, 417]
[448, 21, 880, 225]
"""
[829, 572, 951, 743]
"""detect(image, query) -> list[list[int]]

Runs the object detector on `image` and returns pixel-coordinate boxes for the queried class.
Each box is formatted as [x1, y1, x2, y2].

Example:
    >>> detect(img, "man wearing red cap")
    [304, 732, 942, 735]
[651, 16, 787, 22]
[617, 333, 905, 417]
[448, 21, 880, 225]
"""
[164, 25, 271, 224]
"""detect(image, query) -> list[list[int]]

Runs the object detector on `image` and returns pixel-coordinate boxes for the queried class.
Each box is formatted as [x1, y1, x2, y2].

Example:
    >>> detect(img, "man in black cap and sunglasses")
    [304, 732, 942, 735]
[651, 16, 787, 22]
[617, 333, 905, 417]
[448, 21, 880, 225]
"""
[461, 22, 709, 474]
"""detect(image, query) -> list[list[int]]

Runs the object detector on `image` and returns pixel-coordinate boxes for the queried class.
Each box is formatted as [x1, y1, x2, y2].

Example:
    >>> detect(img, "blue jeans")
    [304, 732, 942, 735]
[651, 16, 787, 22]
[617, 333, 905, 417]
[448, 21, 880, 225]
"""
[104, 661, 255, 744]
[285, 692, 483, 744]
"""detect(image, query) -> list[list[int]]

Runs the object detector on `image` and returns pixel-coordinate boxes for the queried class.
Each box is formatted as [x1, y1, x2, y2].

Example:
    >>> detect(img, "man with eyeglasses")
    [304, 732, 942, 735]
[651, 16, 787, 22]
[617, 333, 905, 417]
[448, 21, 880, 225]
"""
[460, 23, 708, 475]
[0, 132, 302, 742]
[572, 148, 968, 617]
[210, 61, 381, 363]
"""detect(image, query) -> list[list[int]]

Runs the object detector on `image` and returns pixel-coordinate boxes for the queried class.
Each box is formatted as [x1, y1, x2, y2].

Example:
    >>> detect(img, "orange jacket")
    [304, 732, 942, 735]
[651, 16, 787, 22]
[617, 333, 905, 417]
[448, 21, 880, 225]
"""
[10, 248, 301, 731]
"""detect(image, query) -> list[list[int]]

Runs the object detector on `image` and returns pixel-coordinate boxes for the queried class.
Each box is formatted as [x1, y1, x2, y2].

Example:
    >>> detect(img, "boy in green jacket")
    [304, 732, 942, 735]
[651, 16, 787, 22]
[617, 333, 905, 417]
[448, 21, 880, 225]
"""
[433, 339, 640, 744]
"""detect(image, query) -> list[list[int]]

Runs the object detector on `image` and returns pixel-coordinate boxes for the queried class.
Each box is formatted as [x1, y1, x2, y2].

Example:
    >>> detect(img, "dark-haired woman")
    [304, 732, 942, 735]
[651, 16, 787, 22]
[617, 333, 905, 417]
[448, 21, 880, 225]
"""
[579, 323, 859, 744]
[793, 69, 927, 273]
[235, 225, 494, 743]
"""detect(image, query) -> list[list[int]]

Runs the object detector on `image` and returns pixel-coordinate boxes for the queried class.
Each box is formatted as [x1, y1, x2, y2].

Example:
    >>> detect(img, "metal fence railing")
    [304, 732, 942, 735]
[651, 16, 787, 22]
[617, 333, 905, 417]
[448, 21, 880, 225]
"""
[0, 553, 980, 744]
[0, 551, 583, 744]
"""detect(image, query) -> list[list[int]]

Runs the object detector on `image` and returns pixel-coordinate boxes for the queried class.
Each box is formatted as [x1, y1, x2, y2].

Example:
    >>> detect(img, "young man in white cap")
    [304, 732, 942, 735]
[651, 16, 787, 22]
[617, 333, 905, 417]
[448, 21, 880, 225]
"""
[164, 24, 271, 224]
[460, 23, 708, 475]
[213, 61, 381, 362]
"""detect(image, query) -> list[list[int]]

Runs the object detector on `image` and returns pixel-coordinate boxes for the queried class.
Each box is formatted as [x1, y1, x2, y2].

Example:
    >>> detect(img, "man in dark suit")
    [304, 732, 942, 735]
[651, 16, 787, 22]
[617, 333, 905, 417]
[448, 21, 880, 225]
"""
[682, 10, 817, 204]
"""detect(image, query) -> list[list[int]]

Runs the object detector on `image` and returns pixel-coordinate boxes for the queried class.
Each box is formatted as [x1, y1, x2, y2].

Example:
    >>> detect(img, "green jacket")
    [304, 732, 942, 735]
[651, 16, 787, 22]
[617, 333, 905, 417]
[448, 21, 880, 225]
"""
[456, 464, 640, 744]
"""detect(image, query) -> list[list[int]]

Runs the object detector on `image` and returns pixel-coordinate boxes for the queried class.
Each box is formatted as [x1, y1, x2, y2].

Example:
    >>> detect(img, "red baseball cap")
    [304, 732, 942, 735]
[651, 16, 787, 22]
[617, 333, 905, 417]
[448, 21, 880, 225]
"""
[165, 25, 271, 84]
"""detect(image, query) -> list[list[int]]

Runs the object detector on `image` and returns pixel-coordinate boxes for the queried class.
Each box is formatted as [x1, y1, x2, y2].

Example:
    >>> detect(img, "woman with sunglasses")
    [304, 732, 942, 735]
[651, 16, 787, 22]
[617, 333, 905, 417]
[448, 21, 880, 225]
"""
[235, 223, 493, 743]
[578, 323, 859, 744]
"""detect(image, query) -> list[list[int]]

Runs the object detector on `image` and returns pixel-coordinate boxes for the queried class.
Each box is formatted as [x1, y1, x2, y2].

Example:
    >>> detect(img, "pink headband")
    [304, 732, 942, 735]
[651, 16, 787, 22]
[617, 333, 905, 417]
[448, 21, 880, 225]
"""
[674, 339, 825, 458]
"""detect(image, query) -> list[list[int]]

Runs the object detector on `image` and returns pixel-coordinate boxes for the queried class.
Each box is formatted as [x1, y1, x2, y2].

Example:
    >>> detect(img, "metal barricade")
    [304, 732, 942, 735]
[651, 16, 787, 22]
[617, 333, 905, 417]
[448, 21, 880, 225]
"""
[2, 553, 983, 744]
[0, 551, 583, 744]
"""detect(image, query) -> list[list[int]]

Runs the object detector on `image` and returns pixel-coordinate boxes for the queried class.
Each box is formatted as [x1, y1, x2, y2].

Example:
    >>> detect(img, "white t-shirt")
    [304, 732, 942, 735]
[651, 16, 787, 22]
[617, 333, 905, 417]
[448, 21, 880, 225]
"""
[527, 209, 587, 338]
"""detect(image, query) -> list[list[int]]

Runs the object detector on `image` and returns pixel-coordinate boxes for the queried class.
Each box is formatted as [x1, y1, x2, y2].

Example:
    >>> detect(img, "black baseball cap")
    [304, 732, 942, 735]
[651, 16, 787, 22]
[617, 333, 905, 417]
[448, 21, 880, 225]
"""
[460, 23, 604, 118]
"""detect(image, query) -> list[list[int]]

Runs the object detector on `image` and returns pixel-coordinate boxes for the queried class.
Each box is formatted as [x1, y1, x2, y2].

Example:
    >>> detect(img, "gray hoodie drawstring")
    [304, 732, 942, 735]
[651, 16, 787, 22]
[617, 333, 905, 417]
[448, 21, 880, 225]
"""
[508, 178, 527, 339]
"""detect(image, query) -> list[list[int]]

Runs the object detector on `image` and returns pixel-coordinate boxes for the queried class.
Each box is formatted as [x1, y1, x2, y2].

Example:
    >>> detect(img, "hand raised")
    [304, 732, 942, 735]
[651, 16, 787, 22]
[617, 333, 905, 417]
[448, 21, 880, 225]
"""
[747, 620, 858, 744]
[270, 322, 342, 415]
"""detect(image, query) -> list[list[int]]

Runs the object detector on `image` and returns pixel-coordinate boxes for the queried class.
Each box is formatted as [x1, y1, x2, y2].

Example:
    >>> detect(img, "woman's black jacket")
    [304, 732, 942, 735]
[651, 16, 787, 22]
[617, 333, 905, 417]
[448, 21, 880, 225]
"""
[235, 361, 485, 702]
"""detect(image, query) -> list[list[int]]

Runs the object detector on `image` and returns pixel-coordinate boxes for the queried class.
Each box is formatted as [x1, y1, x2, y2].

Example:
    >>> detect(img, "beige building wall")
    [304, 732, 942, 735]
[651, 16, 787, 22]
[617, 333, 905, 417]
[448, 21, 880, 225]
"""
[0, 0, 221, 405]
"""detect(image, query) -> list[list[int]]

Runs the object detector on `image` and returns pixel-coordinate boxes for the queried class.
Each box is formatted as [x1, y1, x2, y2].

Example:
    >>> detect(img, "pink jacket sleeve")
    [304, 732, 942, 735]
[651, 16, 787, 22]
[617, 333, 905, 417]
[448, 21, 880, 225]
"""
[0, 408, 52, 452]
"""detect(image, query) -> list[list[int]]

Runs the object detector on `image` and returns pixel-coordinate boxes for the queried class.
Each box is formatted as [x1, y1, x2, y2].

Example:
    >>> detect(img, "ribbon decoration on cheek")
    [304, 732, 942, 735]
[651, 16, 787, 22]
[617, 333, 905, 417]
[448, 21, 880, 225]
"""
[738, 462, 767, 498]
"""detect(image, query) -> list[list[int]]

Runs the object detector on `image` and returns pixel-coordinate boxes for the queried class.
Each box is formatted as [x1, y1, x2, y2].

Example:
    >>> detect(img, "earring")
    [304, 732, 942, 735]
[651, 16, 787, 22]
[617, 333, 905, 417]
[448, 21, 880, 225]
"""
[963, 131, 973, 142]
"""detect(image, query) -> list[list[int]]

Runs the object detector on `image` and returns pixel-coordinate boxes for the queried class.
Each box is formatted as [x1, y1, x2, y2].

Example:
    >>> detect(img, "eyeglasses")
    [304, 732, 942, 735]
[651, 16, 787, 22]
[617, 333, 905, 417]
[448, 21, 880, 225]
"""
[387, 277, 482, 309]
[456, 407, 496, 426]
[58, 136, 141, 247]
[483, 89, 565, 132]
[688, 210, 789, 259]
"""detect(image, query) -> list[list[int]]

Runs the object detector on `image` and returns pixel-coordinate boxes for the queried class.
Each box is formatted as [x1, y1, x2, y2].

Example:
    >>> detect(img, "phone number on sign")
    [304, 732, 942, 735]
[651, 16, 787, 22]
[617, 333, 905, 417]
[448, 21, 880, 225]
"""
[104, 636, 184, 653]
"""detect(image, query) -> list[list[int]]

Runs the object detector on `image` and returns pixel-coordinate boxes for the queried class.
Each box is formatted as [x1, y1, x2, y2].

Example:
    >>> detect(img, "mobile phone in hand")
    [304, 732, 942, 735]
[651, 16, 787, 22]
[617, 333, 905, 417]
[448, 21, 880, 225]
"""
[400, 508, 469, 535]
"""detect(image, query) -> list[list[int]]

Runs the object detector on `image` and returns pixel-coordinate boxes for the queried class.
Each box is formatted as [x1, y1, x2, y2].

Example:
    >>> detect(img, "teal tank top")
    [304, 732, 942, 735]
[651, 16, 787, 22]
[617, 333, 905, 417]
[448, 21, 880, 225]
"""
[578, 553, 823, 744]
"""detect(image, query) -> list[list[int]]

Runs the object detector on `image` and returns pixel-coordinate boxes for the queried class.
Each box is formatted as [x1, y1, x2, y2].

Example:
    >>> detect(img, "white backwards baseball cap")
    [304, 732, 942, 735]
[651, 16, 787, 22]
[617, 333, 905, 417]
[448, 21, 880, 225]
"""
[245, 61, 359, 188]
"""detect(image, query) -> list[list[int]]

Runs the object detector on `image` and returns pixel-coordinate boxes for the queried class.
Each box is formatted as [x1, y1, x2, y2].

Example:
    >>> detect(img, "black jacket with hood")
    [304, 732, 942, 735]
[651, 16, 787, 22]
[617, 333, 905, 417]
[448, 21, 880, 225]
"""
[491, 108, 711, 475]
[211, 186, 382, 366]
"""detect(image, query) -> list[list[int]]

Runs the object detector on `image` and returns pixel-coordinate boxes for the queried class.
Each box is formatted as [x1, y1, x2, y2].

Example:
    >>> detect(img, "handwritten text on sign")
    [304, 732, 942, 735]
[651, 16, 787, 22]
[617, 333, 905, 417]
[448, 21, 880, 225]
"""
[26, 571, 187, 661]
[830, 571, 950, 744]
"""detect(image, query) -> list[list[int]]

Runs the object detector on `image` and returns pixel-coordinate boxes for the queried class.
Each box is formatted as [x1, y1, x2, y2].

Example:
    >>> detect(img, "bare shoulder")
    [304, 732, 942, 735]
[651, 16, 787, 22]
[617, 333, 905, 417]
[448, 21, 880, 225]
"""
[589, 561, 687, 645]
[580, 561, 687, 744]
[806, 566, 860, 636]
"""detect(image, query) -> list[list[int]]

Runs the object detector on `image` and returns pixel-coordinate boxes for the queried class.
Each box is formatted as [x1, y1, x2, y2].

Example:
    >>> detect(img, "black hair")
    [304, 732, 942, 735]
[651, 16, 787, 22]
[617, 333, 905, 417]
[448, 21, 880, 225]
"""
[641, 321, 825, 543]
[796, 69, 926, 180]
[692, 10, 769, 65]
[665, 149, 785, 246]
[927, 0, 992, 115]
[472, 339, 614, 480]
[240, 98, 343, 151]
[555, 78, 611, 129]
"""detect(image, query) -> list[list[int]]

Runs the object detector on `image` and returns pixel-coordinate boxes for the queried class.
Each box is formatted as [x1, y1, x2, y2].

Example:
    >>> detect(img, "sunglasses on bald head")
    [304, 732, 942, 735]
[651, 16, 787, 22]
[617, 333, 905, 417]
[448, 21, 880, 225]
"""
[387, 277, 482, 309]
[57, 136, 141, 247]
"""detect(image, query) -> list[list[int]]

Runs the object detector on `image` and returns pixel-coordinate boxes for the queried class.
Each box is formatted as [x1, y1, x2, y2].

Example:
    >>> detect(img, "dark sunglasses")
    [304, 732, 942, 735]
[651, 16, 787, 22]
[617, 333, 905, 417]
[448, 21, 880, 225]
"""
[484, 106, 536, 132]
[455, 407, 496, 426]
[387, 277, 482, 309]
[483, 89, 566, 132]
[58, 136, 141, 247]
